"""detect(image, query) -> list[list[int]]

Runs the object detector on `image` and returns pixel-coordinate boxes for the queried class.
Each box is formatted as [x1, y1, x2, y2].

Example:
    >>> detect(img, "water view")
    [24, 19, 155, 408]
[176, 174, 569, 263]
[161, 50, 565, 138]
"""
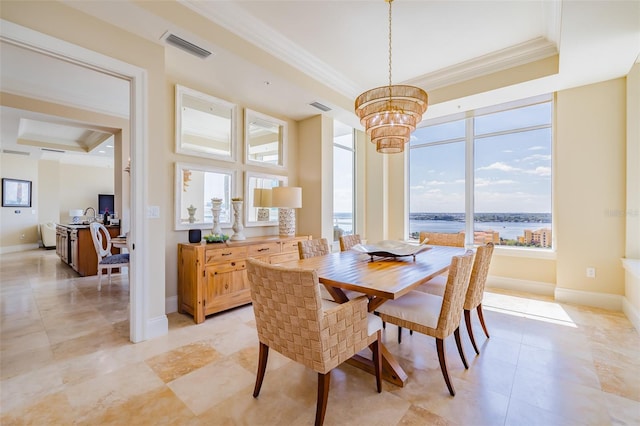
[334, 212, 552, 248]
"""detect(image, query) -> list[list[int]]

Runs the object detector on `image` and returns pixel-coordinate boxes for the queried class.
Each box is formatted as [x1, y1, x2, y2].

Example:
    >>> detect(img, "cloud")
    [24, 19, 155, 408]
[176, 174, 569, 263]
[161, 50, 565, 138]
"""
[410, 185, 424, 190]
[477, 162, 519, 172]
[502, 150, 513, 153]
[475, 178, 518, 187]
[528, 146, 546, 151]
[525, 166, 551, 176]
[523, 154, 551, 163]
[425, 180, 448, 185]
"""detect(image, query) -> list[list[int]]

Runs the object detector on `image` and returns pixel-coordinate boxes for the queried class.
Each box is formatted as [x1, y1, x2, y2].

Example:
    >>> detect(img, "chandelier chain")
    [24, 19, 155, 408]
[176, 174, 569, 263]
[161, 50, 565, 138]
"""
[388, 0, 393, 94]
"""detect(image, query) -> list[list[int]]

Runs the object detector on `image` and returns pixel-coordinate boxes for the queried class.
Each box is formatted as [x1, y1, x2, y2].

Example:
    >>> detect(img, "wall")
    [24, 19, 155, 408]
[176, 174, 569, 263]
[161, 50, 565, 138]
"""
[555, 78, 626, 305]
[0, 155, 39, 250]
[58, 163, 114, 223]
[624, 63, 640, 330]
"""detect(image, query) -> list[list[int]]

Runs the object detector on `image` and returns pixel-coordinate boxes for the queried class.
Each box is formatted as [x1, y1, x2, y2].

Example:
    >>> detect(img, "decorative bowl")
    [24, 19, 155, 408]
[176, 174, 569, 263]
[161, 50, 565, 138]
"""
[351, 240, 431, 261]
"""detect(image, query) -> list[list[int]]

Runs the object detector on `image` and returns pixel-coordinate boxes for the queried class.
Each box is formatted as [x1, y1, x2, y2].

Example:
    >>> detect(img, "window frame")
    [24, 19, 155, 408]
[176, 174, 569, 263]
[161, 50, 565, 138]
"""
[409, 94, 554, 250]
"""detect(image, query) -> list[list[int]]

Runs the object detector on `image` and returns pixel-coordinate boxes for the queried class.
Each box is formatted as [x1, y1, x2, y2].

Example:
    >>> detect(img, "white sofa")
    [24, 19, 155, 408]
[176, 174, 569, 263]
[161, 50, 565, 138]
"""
[40, 222, 56, 249]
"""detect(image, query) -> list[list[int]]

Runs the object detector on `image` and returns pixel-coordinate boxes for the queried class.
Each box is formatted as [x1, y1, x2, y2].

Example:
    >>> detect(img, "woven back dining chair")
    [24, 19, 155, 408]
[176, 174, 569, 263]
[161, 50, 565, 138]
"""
[339, 234, 361, 251]
[298, 238, 331, 259]
[376, 250, 474, 396]
[419, 231, 465, 247]
[417, 242, 494, 354]
[246, 258, 382, 426]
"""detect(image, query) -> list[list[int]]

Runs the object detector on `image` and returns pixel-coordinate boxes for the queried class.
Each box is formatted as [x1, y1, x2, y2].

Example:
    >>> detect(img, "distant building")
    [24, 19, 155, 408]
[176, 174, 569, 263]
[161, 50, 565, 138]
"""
[524, 228, 552, 247]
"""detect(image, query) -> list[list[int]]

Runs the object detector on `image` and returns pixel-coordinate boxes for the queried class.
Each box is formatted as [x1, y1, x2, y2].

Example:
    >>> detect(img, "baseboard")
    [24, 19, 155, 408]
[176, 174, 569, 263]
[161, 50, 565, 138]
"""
[554, 287, 623, 311]
[486, 275, 555, 296]
[622, 297, 640, 333]
[0, 243, 39, 254]
[146, 315, 168, 340]
[165, 296, 178, 314]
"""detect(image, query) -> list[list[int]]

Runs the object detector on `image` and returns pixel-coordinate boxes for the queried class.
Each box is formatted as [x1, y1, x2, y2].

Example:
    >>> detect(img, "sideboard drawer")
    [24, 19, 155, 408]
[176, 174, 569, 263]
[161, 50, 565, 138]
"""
[205, 246, 248, 263]
[248, 242, 280, 258]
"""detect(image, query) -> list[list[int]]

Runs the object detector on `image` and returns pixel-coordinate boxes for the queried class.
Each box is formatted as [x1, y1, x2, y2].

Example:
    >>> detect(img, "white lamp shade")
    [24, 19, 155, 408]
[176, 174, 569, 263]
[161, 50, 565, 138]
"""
[253, 188, 272, 207]
[69, 209, 84, 217]
[271, 187, 302, 208]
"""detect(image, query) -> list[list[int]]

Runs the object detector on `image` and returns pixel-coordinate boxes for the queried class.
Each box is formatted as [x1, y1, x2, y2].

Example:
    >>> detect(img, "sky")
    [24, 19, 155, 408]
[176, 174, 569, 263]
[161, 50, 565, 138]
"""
[409, 101, 552, 214]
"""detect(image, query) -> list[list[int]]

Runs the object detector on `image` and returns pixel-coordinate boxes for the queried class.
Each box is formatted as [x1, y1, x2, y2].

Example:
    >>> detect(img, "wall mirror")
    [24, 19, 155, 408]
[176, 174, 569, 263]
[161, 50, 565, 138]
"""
[176, 85, 237, 161]
[245, 172, 287, 227]
[174, 162, 235, 231]
[245, 109, 286, 168]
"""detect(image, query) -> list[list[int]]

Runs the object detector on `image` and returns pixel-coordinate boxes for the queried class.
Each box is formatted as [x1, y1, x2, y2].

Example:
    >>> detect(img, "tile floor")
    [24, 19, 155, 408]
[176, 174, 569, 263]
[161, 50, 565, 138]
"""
[1, 249, 639, 425]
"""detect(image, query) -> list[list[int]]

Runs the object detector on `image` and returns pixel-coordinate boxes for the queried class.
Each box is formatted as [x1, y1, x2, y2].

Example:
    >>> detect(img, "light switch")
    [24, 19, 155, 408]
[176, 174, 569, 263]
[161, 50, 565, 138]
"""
[147, 206, 160, 218]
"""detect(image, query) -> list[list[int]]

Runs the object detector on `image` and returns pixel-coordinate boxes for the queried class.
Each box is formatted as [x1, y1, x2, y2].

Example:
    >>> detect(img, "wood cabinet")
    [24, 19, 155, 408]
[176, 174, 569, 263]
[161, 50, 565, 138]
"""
[56, 224, 120, 276]
[177, 235, 310, 323]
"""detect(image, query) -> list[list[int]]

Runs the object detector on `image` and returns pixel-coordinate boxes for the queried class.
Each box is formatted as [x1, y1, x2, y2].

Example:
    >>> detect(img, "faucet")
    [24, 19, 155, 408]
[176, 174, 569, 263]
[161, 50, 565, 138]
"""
[83, 207, 97, 223]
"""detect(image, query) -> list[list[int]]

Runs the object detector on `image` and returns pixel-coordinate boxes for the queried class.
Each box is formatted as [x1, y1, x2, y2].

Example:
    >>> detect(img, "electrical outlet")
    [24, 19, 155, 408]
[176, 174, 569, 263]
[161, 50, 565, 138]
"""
[586, 267, 596, 278]
[20, 234, 25, 240]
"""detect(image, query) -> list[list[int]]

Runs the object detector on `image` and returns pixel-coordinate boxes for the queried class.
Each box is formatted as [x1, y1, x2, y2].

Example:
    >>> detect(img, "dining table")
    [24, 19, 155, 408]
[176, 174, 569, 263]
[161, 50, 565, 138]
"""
[281, 244, 467, 387]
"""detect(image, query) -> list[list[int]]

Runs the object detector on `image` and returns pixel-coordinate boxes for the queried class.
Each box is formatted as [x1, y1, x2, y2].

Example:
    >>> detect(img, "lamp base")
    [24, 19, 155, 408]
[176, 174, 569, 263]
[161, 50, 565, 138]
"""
[278, 208, 296, 237]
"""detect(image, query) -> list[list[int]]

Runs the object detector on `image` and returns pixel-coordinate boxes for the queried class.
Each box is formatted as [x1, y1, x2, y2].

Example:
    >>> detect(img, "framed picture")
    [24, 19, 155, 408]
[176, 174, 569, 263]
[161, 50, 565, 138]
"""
[2, 178, 32, 207]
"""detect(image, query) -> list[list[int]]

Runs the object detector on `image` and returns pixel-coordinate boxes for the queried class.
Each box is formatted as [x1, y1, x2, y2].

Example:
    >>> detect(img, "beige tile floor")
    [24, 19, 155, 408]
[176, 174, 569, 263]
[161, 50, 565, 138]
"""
[1, 249, 639, 425]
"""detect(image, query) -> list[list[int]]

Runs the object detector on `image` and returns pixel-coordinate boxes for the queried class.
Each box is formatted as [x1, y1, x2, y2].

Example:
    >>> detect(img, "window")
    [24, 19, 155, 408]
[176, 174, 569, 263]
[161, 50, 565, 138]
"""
[409, 96, 553, 249]
[333, 121, 355, 240]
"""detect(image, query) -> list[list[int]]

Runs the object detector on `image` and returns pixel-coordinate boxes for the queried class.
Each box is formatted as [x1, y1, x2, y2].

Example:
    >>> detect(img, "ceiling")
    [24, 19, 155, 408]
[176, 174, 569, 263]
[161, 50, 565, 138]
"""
[1, 0, 638, 164]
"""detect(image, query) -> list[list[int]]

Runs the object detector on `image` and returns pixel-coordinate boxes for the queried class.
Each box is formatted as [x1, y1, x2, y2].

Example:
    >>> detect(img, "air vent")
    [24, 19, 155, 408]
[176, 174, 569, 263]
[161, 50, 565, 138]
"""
[162, 32, 213, 59]
[2, 149, 30, 156]
[41, 148, 65, 153]
[309, 102, 331, 112]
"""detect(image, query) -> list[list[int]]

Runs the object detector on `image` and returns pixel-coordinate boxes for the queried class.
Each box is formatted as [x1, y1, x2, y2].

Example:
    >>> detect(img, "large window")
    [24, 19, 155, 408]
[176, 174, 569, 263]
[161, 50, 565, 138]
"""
[409, 96, 552, 249]
[333, 121, 355, 240]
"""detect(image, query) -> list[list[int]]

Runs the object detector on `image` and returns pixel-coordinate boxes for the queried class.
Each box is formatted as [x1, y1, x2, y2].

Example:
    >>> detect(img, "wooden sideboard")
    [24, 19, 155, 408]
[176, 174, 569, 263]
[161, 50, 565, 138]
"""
[177, 235, 310, 323]
[56, 224, 120, 277]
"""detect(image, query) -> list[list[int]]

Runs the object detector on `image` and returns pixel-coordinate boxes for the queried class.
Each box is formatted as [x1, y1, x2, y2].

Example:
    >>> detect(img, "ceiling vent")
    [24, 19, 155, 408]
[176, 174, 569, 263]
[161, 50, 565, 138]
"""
[41, 148, 65, 153]
[162, 31, 213, 59]
[2, 149, 30, 156]
[309, 102, 331, 112]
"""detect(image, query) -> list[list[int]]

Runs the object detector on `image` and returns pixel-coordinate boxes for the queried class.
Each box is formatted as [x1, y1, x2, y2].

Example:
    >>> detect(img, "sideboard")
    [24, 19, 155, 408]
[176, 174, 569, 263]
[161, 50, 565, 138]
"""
[177, 235, 310, 324]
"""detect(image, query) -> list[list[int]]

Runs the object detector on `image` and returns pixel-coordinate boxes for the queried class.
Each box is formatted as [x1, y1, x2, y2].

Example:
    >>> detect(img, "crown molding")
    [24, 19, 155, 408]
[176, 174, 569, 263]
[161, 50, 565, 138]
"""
[181, 0, 361, 98]
[406, 37, 558, 91]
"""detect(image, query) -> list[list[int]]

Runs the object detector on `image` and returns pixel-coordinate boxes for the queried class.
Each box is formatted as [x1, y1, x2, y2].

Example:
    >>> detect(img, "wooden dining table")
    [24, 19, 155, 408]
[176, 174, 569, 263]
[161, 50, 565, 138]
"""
[282, 244, 467, 387]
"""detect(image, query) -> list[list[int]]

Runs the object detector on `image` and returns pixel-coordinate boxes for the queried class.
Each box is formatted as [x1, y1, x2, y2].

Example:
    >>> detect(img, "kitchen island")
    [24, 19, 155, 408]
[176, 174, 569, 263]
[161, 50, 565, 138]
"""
[56, 223, 120, 276]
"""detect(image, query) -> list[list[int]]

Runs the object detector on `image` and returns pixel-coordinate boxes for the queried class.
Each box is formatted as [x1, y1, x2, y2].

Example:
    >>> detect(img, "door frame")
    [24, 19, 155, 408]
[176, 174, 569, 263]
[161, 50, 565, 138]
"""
[1, 19, 151, 342]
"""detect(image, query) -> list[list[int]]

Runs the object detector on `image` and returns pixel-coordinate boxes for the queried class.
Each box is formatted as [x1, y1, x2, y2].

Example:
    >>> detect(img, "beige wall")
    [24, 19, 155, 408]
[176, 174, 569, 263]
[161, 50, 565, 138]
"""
[555, 78, 627, 295]
[0, 155, 39, 248]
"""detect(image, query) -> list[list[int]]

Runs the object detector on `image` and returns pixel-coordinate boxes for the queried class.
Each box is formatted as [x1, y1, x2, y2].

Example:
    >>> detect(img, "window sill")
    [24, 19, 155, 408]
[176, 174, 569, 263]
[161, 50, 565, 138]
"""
[622, 258, 640, 279]
[492, 246, 556, 260]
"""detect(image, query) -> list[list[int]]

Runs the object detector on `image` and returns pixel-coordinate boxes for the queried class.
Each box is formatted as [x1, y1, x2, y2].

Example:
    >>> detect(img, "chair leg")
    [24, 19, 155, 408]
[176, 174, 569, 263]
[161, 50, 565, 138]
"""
[436, 338, 455, 396]
[454, 327, 469, 369]
[464, 309, 480, 355]
[382, 321, 386, 329]
[477, 304, 490, 338]
[253, 342, 269, 398]
[370, 331, 382, 393]
[316, 371, 331, 426]
[97, 268, 103, 291]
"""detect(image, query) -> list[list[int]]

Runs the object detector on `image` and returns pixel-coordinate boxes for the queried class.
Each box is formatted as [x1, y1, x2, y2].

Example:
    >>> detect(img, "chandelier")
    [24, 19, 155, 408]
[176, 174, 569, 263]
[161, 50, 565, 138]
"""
[354, 0, 428, 154]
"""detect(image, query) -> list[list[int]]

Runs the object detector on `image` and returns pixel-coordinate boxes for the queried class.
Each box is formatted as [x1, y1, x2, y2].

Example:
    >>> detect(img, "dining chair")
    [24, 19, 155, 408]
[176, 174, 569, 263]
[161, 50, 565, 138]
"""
[298, 238, 331, 259]
[246, 258, 382, 426]
[394, 231, 466, 341]
[418, 242, 495, 354]
[419, 231, 465, 247]
[376, 250, 474, 396]
[299, 238, 363, 302]
[89, 222, 129, 291]
[339, 234, 361, 251]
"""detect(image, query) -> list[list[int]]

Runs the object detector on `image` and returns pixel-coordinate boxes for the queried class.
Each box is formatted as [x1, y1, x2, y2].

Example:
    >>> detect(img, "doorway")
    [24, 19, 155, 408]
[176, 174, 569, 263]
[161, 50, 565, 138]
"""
[1, 19, 150, 342]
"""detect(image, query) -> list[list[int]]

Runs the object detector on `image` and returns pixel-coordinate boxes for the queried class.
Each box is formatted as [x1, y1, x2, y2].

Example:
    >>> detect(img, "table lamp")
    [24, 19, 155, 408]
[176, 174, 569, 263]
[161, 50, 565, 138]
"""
[271, 187, 302, 237]
[253, 188, 272, 222]
[69, 209, 84, 224]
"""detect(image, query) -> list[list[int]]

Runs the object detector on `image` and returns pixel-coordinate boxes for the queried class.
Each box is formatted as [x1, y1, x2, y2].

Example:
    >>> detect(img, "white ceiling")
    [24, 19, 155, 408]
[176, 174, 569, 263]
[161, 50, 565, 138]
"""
[1, 0, 638, 164]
